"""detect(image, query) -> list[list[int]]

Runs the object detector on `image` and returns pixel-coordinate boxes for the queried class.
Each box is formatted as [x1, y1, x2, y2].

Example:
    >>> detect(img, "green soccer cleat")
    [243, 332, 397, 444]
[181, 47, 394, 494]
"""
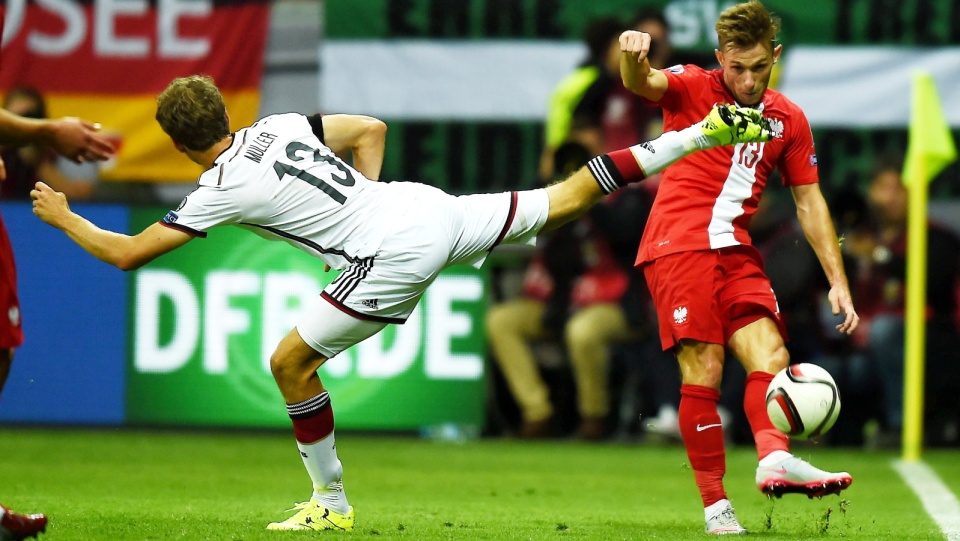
[266, 500, 355, 532]
[699, 104, 772, 145]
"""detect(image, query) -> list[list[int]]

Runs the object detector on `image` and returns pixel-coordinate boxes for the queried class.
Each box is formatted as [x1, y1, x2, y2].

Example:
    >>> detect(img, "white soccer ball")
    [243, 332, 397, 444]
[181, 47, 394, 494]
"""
[765, 363, 841, 439]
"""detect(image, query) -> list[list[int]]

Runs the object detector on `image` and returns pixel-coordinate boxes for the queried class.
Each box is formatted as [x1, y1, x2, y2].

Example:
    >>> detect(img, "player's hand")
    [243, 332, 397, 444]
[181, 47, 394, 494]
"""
[619, 30, 652, 64]
[828, 284, 859, 335]
[0, 155, 6, 183]
[30, 181, 72, 228]
[324, 264, 331, 272]
[45, 117, 116, 163]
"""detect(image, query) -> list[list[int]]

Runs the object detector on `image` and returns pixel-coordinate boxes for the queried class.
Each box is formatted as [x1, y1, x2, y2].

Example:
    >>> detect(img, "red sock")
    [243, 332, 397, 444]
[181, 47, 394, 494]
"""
[679, 384, 727, 507]
[288, 392, 335, 444]
[744, 371, 789, 460]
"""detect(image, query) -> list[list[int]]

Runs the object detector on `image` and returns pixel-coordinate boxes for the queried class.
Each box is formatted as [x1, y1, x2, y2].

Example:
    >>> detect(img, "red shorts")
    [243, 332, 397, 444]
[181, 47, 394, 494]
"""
[642, 245, 786, 351]
[0, 215, 23, 349]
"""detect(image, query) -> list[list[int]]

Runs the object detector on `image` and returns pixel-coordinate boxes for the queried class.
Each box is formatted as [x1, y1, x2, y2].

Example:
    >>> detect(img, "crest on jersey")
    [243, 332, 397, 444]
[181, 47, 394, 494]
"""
[673, 306, 688, 325]
[666, 64, 684, 74]
[767, 117, 785, 139]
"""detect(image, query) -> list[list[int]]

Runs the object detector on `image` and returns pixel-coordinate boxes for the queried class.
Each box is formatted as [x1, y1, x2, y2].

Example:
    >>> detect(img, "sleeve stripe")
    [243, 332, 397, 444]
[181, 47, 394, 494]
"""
[158, 220, 208, 238]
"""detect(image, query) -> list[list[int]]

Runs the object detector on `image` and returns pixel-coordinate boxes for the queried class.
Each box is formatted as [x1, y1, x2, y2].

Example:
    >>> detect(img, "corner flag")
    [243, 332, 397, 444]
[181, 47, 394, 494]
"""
[901, 72, 956, 462]
[903, 72, 956, 187]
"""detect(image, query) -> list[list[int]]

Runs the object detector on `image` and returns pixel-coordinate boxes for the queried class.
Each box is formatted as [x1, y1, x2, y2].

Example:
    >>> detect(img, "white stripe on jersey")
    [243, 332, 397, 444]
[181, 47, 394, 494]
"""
[707, 142, 765, 249]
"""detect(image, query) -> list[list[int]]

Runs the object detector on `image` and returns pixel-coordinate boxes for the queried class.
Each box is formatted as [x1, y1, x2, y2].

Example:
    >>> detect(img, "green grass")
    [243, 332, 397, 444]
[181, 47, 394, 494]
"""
[0, 427, 951, 540]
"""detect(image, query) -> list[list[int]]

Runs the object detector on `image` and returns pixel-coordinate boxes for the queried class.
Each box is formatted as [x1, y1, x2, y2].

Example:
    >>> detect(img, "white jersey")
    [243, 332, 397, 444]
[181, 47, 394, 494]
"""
[161, 113, 397, 270]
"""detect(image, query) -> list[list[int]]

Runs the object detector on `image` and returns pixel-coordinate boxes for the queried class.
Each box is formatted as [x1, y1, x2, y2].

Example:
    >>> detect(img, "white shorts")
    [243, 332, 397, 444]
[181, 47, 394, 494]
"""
[297, 185, 550, 357]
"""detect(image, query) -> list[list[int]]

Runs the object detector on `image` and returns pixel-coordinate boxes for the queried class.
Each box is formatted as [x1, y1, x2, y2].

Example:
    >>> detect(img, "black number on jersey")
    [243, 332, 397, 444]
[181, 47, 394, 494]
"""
[272, 141, 356, 204]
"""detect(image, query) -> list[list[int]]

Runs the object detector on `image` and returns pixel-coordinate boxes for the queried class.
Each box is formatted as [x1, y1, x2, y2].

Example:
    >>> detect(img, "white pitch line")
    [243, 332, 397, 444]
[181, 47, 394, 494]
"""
[893, 460, 960, 541]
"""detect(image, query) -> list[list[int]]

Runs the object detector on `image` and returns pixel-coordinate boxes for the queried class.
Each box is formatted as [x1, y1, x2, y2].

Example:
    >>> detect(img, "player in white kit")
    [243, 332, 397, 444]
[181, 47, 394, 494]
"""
[31, 75, 771, 531]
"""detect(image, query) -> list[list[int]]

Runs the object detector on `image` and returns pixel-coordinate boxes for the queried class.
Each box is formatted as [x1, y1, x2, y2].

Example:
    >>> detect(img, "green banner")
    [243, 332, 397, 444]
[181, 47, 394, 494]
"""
[327, 0, 960, 46]
[126, 207, 487, 430]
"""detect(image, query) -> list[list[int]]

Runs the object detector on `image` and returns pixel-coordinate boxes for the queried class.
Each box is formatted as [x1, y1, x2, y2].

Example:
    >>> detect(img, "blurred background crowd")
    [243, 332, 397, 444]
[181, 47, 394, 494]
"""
[2, 0, 959, 450]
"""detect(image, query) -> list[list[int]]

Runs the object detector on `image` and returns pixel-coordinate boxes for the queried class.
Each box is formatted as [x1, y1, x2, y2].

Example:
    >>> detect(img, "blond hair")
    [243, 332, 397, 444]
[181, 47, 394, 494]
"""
[155, 75, 230, 151]
[715, 1, 780, 52]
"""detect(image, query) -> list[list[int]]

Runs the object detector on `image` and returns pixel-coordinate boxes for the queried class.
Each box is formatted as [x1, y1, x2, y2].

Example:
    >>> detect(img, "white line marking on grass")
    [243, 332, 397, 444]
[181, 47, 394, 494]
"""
[893, 460, 960, 541]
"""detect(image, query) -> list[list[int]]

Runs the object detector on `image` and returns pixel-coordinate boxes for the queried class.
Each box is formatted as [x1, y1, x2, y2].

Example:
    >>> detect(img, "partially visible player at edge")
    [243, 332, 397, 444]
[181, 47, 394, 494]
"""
[617, 0, 857, 534]
[0, 10, 115, 540]
[31, 74, 771, 532]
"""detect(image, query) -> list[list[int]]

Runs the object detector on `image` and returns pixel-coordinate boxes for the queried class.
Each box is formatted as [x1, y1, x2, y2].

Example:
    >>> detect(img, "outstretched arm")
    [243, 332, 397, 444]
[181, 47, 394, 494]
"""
[0, 108, 115, 163]
[618, 30, 669, 101]
[791, 182, 859, 335]
[321, 114, 387, 180]
[31, 182, 192, 271]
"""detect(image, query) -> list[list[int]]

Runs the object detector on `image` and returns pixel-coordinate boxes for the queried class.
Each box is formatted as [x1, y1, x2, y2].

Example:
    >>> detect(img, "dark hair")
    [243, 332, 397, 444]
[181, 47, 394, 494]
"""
[553, 141, 591, 178]
[4, 86, 47, 119]
[630, 7, 668, 29]
[869, 154, 905, 181]
[582, 17, 624, 65]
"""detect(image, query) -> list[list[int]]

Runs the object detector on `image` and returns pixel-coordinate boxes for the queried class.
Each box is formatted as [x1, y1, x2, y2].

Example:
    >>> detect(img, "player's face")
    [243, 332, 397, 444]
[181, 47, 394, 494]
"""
[715, 43, 782, 106]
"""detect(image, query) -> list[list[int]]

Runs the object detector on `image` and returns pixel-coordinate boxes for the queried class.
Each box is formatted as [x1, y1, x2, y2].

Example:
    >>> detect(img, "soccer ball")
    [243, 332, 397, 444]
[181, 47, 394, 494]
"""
[765, 363, 840, 439]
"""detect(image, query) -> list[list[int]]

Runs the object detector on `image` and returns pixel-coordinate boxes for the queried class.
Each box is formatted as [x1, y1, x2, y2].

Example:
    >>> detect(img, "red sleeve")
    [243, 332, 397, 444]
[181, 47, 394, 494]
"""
[778, 107, 820, 186]
[642, 64, 697, 112]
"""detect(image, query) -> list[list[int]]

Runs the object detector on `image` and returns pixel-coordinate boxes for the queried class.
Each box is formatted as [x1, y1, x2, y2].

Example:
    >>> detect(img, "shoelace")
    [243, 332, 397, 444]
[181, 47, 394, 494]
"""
[717, 508, 740, 526]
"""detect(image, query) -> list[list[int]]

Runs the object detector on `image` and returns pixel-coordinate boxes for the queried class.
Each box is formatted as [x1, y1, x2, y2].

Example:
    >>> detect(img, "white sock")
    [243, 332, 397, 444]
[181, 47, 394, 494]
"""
[297, 431, 350, 514]
[759, 449, 793, 466]
[587, 120, 722, 194]
[624, 125, 715, 177]
[705, 498, 731, 518]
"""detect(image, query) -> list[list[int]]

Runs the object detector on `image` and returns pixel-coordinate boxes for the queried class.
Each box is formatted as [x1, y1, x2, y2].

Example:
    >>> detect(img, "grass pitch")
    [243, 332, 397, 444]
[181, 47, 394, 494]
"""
[0, 427, 953, 540]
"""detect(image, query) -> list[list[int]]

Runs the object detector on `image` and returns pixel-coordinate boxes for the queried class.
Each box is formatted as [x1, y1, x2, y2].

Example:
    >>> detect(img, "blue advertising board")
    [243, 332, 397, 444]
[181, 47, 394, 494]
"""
[0, 203, 127, 424]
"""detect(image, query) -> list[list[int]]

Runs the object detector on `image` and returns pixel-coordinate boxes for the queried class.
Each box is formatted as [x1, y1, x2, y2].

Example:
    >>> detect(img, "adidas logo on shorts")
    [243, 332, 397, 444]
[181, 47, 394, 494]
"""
[361, 299, 379, 309]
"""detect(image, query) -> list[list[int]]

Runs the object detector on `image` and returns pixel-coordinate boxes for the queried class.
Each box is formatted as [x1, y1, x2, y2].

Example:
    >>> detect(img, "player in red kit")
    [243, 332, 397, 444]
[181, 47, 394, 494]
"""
[0, 11, 115, 539]
[617, 1, 858, 535]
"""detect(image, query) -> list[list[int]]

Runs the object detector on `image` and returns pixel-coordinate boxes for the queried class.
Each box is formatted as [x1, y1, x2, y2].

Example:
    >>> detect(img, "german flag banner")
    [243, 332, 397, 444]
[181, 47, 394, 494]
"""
[0, 0, 270, 182]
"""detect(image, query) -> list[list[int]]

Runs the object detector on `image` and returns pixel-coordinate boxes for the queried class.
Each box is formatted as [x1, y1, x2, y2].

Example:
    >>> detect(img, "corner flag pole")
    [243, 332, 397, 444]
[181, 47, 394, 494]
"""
[901, 152, 928, 463]
[901, 72, 956, 462]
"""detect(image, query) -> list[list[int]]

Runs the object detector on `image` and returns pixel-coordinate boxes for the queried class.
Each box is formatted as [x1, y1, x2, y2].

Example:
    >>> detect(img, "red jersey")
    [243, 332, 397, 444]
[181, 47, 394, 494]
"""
[636, 65, 819, 266]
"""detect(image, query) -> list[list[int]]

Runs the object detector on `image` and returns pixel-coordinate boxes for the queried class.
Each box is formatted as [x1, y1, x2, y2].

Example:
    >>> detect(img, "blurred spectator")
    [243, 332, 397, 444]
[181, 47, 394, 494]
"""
[595, 9, 688, 437]
[487, 142, 654, 440]
[1, 87, 98, 200]
[752, 187, 827, 369]
[567, 10, 670, 167]
[538, 17, 623, 182]
[801, 185, 878, 446]
[841, 157, 960, 446]
[491, 8, 698, 441]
